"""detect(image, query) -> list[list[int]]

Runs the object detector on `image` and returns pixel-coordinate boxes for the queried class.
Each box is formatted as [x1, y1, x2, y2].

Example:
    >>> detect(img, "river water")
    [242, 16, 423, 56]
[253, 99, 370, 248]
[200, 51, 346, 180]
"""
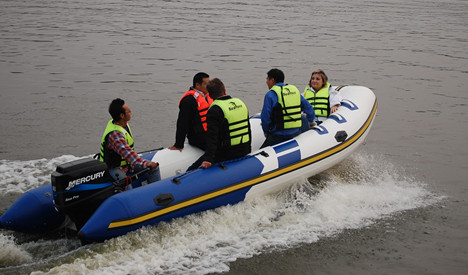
[1, 0, 467, 274]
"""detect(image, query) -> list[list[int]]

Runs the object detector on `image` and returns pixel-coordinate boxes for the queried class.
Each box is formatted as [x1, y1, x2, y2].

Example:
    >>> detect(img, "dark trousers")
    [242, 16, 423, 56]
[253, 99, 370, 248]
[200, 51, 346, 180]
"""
[188, 134, 207, 151]
[187, 144, 251, 171]
[187, 155, 205, 171]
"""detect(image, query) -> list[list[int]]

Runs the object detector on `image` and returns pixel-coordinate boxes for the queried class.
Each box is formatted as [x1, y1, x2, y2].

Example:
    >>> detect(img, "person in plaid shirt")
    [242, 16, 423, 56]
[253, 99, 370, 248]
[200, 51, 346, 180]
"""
[100, 98, 160, 186]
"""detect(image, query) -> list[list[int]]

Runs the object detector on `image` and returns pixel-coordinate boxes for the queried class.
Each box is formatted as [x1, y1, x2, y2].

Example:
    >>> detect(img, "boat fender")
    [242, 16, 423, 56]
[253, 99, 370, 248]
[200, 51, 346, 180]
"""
[154, 193, 175, 206]
[335, 130, 348, 143]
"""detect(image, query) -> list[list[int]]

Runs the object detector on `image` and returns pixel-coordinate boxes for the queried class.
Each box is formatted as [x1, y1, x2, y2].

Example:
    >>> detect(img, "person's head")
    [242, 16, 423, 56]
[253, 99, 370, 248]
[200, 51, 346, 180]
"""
[193, 72, 210, 94]
[309, 69, 328, 91]
[266, 68, 285, 89]
[109, 98, 131, 123]
[206, 78, 226, 100]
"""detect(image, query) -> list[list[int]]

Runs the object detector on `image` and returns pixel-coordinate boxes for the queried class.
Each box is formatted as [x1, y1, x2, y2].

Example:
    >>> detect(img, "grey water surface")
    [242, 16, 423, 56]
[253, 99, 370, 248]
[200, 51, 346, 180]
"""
[1, 0, 467, 274]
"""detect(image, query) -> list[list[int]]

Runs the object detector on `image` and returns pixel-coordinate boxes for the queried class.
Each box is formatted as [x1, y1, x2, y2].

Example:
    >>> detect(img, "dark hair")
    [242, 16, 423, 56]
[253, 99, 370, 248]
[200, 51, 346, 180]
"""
[206, 78, 225, 99]
[267, 68, 285, 83]
[193, 72, 210, 87]
[109, 98, 125, 121]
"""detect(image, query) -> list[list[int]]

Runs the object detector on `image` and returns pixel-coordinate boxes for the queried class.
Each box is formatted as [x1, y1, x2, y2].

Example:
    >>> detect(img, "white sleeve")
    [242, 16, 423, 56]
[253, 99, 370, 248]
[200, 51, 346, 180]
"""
[329, 87, 343, 107]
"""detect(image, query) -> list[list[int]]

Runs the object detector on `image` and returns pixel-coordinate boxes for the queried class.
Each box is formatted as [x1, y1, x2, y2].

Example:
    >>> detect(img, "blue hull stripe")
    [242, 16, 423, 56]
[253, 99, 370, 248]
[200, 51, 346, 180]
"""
[273, 140, 298, 154]
[61, 183, 113, 192]
[278, 149, 301, 168]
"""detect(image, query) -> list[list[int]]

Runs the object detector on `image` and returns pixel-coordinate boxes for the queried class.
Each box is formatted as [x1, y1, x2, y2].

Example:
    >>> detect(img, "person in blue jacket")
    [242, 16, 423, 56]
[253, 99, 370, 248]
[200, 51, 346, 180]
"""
[260, 68, 315, 148]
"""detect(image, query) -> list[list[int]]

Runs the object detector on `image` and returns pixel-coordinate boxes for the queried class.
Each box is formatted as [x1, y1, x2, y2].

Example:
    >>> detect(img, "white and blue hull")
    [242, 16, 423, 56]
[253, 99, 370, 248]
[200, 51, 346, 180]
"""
[1, 86, 377, 243]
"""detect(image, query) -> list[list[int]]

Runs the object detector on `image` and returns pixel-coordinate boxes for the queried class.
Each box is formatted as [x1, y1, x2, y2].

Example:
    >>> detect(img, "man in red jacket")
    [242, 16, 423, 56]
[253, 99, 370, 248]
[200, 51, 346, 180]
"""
[169, 72, 213, 152]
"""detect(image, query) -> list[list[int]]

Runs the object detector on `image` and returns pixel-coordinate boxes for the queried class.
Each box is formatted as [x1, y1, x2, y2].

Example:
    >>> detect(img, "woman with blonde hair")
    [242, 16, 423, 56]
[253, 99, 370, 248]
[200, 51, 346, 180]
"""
[303, 69, 342, 123]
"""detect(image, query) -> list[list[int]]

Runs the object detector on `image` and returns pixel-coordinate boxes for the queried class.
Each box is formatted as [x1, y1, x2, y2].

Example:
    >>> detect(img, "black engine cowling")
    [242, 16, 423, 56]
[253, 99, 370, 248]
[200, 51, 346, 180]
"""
[51, 158, 115, 230]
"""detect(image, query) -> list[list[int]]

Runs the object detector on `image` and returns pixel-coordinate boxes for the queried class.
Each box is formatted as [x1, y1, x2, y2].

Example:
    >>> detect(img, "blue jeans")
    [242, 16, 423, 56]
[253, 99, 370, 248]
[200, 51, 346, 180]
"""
[261, 116, 312, 148]
[300, 115, 311, 133]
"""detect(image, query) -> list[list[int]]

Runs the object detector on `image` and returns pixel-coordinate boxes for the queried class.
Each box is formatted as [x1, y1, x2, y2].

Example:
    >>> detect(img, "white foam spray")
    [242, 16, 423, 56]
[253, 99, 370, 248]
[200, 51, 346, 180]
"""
[0, 155, 83, 194]
[0, 152, 441, 274]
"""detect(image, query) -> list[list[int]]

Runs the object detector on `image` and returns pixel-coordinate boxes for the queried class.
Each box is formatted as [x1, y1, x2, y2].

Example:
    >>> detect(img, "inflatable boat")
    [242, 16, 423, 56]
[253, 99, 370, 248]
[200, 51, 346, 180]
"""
[0, 86, 377, 243]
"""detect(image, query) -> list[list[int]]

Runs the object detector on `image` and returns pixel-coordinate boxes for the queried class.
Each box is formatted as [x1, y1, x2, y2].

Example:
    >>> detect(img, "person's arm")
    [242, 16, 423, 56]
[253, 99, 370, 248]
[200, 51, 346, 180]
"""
[200, 106, 224, 168]
[170, 96, 197, 150]
[260, 91, 276, 135]
[329, 87, 342, 113]
[300, 95, 316, 123]
[108, 131, 158, 169]
[330, 105, 339, 113]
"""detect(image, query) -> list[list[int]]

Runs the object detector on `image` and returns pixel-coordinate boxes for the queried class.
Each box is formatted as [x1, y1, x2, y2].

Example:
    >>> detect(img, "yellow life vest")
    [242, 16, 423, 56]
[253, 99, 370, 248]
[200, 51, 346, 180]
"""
[99, 120, 134, 168]
[271, 85, 302, 129]
[211, 97, 250, 146]
[304, 82, 331, 117]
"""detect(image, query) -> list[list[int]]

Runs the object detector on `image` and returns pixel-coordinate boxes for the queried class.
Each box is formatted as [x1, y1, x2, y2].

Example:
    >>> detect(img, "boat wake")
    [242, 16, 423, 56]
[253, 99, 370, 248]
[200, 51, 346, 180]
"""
[0, 151, 441, 274]
[0, 155, 83, 195]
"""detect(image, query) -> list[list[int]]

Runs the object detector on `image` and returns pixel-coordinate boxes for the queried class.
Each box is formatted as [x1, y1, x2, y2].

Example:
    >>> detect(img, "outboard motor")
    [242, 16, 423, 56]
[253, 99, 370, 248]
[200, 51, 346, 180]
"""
[52, 158, 115, 230]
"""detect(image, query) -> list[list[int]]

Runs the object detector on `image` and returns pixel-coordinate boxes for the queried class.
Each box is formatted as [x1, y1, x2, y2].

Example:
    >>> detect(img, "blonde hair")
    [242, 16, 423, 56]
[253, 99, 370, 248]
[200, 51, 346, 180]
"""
[309, 69, 328, 89]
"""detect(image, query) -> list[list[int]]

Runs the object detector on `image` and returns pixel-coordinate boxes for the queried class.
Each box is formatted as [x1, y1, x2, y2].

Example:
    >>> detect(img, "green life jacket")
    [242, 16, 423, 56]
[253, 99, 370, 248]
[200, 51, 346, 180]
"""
[271, 84, 302, 129]
[99, 120, 134, 168]
[211, 97, 250, 146]
[303, 82, 331, 117]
